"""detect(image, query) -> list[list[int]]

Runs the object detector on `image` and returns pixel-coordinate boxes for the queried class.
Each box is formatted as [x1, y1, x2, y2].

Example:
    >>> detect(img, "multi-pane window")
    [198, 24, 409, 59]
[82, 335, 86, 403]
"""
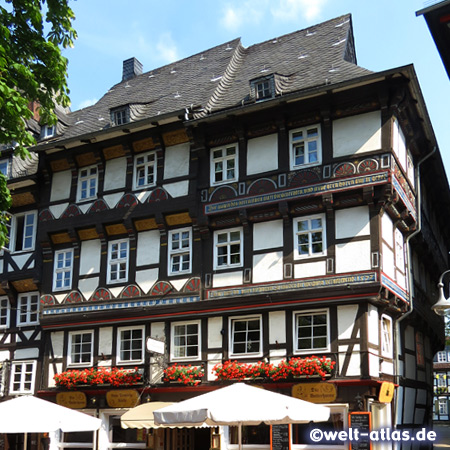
[290, 125, 321, 168]
[437, 351, 448, 363]
[294, 310, 329, 353]
[171, 321, 201, 361]
[395, 228, 405, 269]
[230, 316, 262, 357]
[108, 239, 129, 283]
[17, 292, 39, 326]
[133, 151, 156, 189]
[0, 297, 10, 328]
[68, 331, 94, 366]
[293, 214, 326, 259]
[41, 124, 55, 139]
[3, 211, 37, 252]
[77, 165, 98, 201]
[437, 373, 447, 388]
[211, 144, 238, 185]
[53, 249, 74, 291]
[439, 398, 448, 415]
[255, 79, 272, 100]
[0, 159, 9, 178]
[111, 107, 129, 126]
[214, 228, 243, 269]
[168, 228, 192, 275]
[10, 361, 36, 394]
[117, 326, 144, 364]
[381, 315, 393, 358]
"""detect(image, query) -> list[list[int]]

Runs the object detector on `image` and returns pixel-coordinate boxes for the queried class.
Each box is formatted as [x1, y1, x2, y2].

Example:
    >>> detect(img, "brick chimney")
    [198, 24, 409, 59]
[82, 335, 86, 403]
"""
[122, 57, 143, 81]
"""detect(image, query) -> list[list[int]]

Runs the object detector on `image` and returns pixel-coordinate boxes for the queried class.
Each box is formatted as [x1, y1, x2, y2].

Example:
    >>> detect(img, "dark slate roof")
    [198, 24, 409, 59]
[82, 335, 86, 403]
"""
[40, 14, 372, 145]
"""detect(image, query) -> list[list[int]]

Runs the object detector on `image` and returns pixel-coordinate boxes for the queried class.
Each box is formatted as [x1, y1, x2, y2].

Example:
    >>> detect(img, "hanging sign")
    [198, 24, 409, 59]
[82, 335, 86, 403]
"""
[56, 391, 87, 409]
[292, 383, 337, 403]
[378, 382, 395, 403]
[106, 390, 140, 408]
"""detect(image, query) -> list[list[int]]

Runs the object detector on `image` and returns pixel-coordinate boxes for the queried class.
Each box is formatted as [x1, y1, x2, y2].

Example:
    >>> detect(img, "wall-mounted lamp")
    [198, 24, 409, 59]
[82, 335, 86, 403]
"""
[432, 269, 450, 316]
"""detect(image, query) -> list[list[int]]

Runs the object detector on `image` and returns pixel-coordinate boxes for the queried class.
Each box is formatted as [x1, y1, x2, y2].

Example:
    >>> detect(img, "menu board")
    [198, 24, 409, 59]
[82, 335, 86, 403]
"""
[270, 424, 290, 450]
[349, 412, 372, 450]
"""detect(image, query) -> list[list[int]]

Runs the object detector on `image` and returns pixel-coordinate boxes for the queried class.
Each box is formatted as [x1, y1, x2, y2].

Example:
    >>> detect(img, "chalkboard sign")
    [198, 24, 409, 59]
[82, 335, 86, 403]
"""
[349, 412, 372, 450]
[270, 424, 290, 450]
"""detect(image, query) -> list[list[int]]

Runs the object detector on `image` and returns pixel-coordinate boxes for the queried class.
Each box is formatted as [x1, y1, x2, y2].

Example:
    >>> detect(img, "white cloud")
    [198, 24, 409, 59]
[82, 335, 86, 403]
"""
[220, 1, 267, 32]
[271, 0, 327, 22]
[222, 7, 243, 32]
[77, 98, 98, 109]
[156, 32, 179, 64]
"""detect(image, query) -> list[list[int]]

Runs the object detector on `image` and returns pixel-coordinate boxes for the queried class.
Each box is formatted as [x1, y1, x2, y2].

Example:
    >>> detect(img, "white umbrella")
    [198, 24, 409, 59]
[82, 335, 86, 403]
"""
[153, 383, 330, 450]
[121, 402, 173, 429]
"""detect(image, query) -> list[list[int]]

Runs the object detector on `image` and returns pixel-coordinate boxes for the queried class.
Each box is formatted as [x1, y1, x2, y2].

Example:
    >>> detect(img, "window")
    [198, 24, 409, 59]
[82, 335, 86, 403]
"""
[117, 326, 144, 364]
[53, 249, 74, 291]
[0, 159, 10, 178]
[133, 151, 157, 190]
[171, 320, 201, 361]
[381, 315, 393, 358]
[3, 211, 37, 252]
[107, 239, 129, 283]
[41, 124, 55, 139]
[439, 398, 448, 415]
[214, 228, 243, 270]
[437, 373, 447, 388]
[395, 228, 405, 269]
[437, 351, 448, 363]
[293, 214, 326, 259]
[111, 107, 130, 126]
[229, 315, 262, 357]
[68, 331, 94, 366]
[290, 125, 321, 168]
[17, 292, 39, 326]
[294, 309, 330, 353]
[211, 144, 238, 185]
[168, 228, 192, 275]
[77, 165, 98, 201]
[10, 360, 36, 394]
[0, 297, 10, 329]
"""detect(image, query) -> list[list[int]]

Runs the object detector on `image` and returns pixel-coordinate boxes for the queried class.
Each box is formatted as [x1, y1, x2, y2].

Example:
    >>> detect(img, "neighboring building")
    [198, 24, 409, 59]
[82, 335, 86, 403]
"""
[433, 345, 450, 421]
[1, 13, 450, 450]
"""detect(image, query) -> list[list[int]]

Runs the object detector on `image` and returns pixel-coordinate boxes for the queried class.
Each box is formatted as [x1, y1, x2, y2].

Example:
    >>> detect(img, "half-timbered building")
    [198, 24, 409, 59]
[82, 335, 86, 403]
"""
[1, 13, 449, 450]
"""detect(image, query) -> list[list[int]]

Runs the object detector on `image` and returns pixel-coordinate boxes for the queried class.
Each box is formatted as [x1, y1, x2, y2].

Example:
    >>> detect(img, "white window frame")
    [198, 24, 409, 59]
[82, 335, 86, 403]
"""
[117, 326, 145, 365]
[289, 124, 322, 169]
[210, 144, 238, 186]
[0, 158, 10, 178]
[293, 214, 326, 259]
[111, 107, 129, 126]
[9, 360, 37, 394]
[68, 330, 94, 367]
[170, 320, 201, 362]
[214, 227, 243, 270]
[4, 211, 37, 253]
[394, 228, 405, 270]
[0, 296, 10, 329]
[229, 315, 263, 358]
[293, 309, 330, 354]
[133, 151, 157, 190]
[168, 228, 192, 275]
[77, 165, 98, 202]
[107, 239, 129, 284]
[381, 314, 393, 358]
[53, 249, 74, 291]
[17, 292, 39, 326]
[437, 351, 448, 363]
[42, 124, 55, 139]
[439, 398, 448, 415]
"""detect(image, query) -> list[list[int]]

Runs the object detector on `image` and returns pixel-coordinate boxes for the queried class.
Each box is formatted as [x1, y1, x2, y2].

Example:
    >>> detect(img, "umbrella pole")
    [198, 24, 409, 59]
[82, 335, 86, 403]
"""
[238, 424, 242, 450]
[23, 432, 27, 450]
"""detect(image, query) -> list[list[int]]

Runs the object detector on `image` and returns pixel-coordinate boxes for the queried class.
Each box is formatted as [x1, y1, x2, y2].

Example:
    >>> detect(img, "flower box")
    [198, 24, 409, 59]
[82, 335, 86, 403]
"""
[163, 364, 204, 386]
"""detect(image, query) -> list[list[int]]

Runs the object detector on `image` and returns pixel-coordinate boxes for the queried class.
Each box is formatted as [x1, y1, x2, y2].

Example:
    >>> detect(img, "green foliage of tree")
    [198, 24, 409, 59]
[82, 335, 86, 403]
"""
[0, 0, 76, 248]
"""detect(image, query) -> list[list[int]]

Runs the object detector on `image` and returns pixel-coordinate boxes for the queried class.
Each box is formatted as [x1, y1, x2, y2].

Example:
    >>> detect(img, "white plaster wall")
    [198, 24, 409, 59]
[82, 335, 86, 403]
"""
[368, 352, 379, 377]
[269, 349, 287, 359]
[337, 305, 359, 340]
[151, 322, 165, 340]
[49, 203, 68, 219]
[246, 134, 278, 175]
[137, 230, 160, 266]
[162, 180, 189, 198]
[103, 192, 123, 208]
[51, 331, 64, 358]
[208, 317, 223, 348]
[14, 348, 39, 359]
[253, 220, 283, 250]
[252, 252, 283, 283]
[0, 350, 9, 360]
[80, 240, 101, 275]
[50, 170, 72, 202]
[109, 286, 123, 298]
[405, 353, 416, 380]
[269, 311, 286, 344]
[416, 389, 427, 405]
[212, 271, 243, 288]
[404, 325, 415, 350]
[54, 294, 66, 304]
[382, 243, 395, 279]
[367, 304, 379, 345]
[99, 327, 113, 355]
[396, 270, 407, 290]
[164, 143, 190, 179]
[382, 213, 394, 247]
[335, 240, 371, 273]
[207, 359, 222, 381]
[171, 278, 189, 292]
[335, 206, 370, 239]
[294, 261, 326, 279]
[104, 157, 126, 191]
[338, 344, 361, 376]
[11, 254, 31, 271]
[381, 360, 394, 375]
[48, 362, 62, 388]
[332, 111, 382, 157]
[79, 277, 99, 301]
[136, 268, 159, 294]
[78, 202, 92, 214]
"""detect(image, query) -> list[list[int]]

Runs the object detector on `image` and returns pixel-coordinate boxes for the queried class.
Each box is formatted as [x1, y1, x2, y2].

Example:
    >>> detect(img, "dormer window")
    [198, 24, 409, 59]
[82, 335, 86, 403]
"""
[251, 75, 275, 101]
[111, 107, 130, 126]
[0, 159, 10, 178]
[41, 125, 55, 139]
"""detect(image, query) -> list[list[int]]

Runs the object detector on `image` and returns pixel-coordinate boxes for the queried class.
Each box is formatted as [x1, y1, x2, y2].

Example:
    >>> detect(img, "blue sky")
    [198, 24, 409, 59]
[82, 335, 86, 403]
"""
[63, 0, 450, 178]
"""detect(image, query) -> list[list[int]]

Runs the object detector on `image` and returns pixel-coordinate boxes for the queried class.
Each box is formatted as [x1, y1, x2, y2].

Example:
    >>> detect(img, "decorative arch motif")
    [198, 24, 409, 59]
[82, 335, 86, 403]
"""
[117, 194, 138, 209]
[40, 294, 55, 306]
[151, 281, 173, 296]
[357, 158, 379, 173]
[88, 199, 109, 214]
[120, 285, 142, 298]
[61, 204, 81, 219]
[247, 178, 277, 196]
[91, 288, 112, 302]
[183, 277, 201, 293]
[289, 170, 320, 187]
[39, 209, 54, 222]
[209, 185, 238, 203]
[147, 188, 169, 203]
[64, 291, 83, 304]
[334, 162, 356, 177]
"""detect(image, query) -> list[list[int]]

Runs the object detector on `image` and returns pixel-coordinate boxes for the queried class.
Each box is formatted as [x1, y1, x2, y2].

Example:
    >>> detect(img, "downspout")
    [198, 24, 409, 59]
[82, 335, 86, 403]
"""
[393, 145, 436, 420]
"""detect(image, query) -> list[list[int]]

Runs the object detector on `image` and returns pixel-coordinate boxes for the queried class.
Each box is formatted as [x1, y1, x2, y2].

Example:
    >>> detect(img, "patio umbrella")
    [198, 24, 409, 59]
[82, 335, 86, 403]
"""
[153, 383, 330, 450]
[121, 402, 173, 429]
